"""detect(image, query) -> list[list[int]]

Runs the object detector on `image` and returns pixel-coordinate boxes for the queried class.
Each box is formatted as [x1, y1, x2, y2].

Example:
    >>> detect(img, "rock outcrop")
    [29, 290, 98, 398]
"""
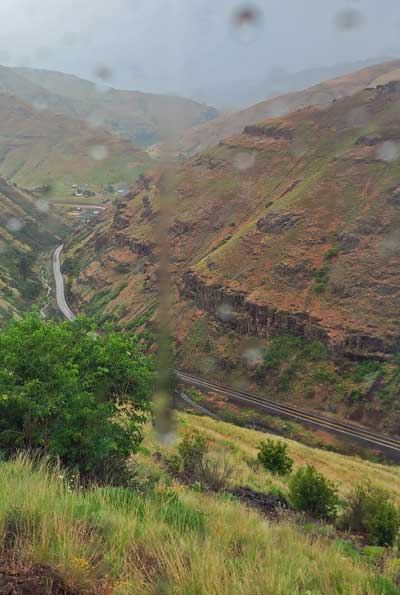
[181, 271, 396, 358]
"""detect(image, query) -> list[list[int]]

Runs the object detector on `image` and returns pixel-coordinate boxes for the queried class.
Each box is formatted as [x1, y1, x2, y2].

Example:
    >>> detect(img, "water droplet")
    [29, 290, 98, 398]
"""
[334, 9, 364, 31]
[217, 303, 235, 322]
[382, 230, 400, 256]
[265, 99, 290, 119]
[242, 348, 263, 366]
[32, 99, 48, 112]
[35, 198, 50, 213]
[157, 431, 178, 446]
[231, 3, 263, 44]
[90, 144, 108, 161]
[86, 112, 105, 129]
[376, 141, 400, 162]
[233, 152, 255, 171]
[94, 64, 112, 81]
[7, 218, 23, 232]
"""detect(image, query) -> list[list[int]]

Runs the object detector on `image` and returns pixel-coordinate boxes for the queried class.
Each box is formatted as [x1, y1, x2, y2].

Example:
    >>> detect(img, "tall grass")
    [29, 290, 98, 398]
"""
[176, 413, 400, 500]
[0, 453, 396, 594]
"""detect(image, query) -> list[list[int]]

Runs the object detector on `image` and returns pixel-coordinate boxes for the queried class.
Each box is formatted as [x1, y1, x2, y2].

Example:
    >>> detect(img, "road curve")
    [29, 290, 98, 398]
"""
[177, 371, 400, 457]
[53, 244, 76, 321]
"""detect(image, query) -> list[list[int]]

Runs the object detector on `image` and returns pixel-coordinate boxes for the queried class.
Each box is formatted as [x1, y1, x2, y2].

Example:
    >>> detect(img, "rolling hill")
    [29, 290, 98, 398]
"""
[0, 64, 218, 147]
[0, 178, 66, 322]
[63, 75, 400, 433]
[0, 92, 152, 193]
[152, 59, 400, 158]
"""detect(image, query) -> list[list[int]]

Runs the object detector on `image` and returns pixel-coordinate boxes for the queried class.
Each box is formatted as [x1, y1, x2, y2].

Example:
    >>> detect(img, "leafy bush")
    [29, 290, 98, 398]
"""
[289, 465, 339, 520]
[341, 481, 400, 546]
[0, 313, 154, 482]
[313, 266, 330, 293]
[257, 439, 293, 475]
[172, 431, 233, 491]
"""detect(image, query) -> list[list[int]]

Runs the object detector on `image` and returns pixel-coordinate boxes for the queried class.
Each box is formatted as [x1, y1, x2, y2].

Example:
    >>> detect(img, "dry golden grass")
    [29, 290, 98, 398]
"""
[159, 412, 400, 500]
[2, 413, 400, 594]
[0, 453, 394, 594]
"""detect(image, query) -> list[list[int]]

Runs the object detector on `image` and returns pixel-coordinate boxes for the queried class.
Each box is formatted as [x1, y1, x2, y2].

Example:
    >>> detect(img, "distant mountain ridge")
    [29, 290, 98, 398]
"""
[157, 59, 400, 158]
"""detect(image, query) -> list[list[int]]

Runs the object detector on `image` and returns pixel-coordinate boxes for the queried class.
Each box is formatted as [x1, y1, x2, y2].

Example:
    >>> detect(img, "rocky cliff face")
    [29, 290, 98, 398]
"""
[181, 271, 394, 358]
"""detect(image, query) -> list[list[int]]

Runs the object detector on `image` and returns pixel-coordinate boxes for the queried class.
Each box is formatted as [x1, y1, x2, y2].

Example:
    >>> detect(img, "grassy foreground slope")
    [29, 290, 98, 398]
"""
[2, 412, 400, 594]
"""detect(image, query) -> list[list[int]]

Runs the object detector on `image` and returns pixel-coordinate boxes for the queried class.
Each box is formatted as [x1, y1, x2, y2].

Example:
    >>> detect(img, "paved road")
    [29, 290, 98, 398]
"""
[177, 371, 400, 458]
[52, 244, 76, 321]
[54, 204, 107, 210]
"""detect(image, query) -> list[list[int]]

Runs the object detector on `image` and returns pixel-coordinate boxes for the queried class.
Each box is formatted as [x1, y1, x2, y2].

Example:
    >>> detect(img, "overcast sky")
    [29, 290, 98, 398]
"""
[0, 0, 399, 107]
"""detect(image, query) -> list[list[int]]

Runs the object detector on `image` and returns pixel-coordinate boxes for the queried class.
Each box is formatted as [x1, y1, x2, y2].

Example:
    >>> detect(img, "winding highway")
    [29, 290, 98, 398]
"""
[53, 244, 76, 321]
[52, 244, 400, 457]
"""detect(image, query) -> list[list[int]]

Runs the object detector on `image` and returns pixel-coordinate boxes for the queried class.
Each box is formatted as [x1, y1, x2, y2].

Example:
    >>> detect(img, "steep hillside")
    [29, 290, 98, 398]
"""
[153, 60, 400, 158]
[0, 93, 151, 192]
[64, 79, 400, 432]
[0, 65, 219, 147]
[2, 413, 400, 594]
[0, 178, 65, 321]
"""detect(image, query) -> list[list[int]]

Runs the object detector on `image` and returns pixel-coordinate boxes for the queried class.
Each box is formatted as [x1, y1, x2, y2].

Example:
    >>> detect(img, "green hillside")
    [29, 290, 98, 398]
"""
[0, 178, 65, 321]
[0, 93, 152, 196]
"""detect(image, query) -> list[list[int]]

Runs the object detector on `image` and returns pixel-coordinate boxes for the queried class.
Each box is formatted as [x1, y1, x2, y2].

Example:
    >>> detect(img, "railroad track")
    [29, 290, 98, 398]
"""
[177, 371, 400, 456]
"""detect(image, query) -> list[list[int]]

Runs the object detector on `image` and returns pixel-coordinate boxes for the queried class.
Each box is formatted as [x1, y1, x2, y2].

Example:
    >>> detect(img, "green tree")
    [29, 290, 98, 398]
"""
[0, 312, 154, 482]
[257, 439, 293, 475]
[289, 465, 339, 520]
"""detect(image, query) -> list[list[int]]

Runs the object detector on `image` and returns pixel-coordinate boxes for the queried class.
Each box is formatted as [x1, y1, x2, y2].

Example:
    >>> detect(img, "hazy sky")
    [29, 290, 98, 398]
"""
[0, 0, 400, 106]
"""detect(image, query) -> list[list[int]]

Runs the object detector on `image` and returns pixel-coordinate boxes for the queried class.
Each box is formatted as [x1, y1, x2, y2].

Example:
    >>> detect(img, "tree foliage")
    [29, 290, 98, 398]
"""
[257, 439, 293, 475]
[0, 313, 154, 481]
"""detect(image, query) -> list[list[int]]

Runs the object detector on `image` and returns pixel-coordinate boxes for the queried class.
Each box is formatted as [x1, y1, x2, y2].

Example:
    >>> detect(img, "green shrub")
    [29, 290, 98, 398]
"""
[173, 431, 233, 491]
[289, 465, 339, 520]
[341, 481, 400, 546]
[257, 439, 293, 475]
[313, 267, 330, 294]
[0, 313, 154, 482]
[325, 245, 339, 260]
[178, 430, 208, 475]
